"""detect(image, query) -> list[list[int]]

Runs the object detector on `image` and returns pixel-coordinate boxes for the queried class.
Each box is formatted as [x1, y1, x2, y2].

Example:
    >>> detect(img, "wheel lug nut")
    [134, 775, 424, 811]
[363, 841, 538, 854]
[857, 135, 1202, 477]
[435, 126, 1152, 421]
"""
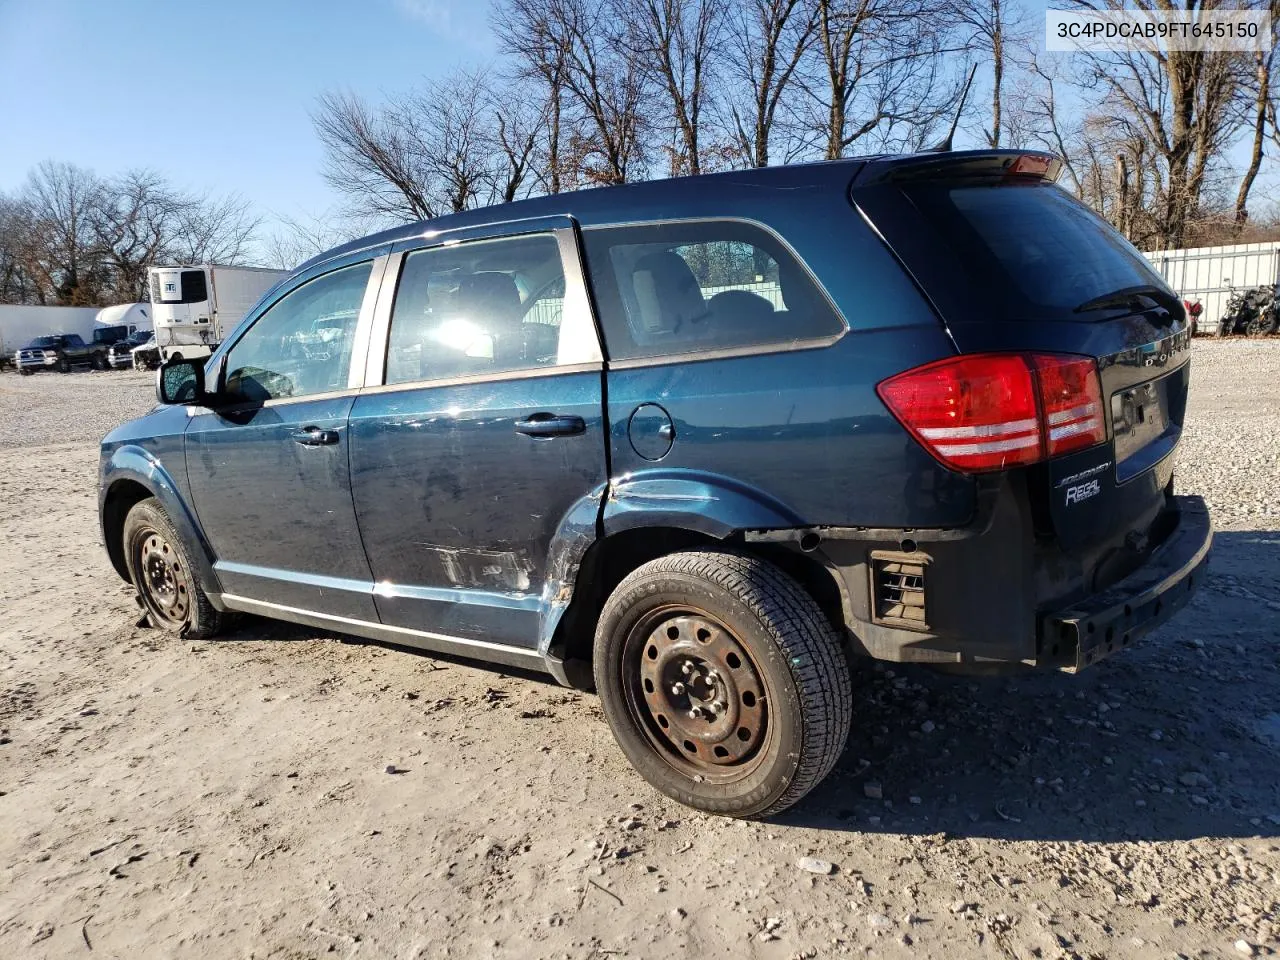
[687, 707, 702, 720]
[681, 661, 694, 675]
[671, 682, 685, 695]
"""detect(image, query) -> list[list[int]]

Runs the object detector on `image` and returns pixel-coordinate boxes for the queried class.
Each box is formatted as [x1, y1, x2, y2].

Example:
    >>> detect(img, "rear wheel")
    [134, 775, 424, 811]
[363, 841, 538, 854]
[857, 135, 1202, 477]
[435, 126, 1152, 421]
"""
[123, 498, 223, 640]
[593, 550, 851, 817]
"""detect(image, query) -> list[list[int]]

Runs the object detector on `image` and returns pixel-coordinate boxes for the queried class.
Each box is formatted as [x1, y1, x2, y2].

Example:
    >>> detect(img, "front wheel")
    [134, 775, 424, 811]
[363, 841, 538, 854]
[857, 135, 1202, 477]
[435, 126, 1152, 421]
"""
[593, 550, 852, 817]
[57, 355, 71, 373]
[123, 498, 224, 640]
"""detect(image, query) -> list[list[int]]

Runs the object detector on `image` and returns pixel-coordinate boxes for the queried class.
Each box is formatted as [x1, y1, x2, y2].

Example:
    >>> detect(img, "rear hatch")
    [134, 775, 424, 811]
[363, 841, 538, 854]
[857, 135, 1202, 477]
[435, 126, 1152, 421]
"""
[853, 151, 1189, 563]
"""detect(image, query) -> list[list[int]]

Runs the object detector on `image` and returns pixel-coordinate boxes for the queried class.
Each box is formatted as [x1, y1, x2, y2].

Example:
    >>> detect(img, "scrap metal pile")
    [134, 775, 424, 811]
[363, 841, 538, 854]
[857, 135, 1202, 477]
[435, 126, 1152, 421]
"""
[1217, 284, 1280, 337]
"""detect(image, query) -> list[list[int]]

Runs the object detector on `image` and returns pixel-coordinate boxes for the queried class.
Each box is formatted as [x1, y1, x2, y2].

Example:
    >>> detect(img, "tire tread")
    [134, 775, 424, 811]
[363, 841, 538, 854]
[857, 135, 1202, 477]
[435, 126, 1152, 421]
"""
[601, 549, 852, 816]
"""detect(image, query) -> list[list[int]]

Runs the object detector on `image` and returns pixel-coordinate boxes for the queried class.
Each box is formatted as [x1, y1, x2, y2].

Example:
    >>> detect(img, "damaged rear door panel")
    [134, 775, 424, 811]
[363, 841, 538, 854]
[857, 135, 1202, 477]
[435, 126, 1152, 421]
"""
[347, 220, 608, 649]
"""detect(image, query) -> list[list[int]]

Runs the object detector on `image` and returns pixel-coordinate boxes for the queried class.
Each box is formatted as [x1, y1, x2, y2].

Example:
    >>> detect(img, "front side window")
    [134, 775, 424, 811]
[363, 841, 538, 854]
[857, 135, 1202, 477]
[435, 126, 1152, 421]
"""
[384, 233, 568, 385]
[223, 261, 372, 402]
[582, 220, 843, 360]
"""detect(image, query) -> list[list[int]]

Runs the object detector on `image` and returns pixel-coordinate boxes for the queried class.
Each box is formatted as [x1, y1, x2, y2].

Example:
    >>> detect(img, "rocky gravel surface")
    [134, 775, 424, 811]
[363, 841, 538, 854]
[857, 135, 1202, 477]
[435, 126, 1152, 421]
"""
[0, 368, 155, 447]
[1176, 341, 1280, 528]
[0, 342, 1277, 959]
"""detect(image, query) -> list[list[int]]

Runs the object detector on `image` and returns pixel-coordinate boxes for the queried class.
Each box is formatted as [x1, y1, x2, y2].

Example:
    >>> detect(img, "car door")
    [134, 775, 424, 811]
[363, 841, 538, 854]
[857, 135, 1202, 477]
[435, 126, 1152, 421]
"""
[348, 220, 607, 650]
[184, 252, 388, 621]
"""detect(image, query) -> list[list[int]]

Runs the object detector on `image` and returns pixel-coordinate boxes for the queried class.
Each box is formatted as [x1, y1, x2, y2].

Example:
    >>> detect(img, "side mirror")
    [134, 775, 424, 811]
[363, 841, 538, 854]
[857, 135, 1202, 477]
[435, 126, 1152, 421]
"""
[156, 358, 205, 405]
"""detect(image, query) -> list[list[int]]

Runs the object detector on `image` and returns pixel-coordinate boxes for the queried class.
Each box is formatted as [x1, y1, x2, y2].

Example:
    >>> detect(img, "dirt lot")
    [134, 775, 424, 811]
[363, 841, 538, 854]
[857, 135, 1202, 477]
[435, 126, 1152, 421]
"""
[1, 347, 1277, 960]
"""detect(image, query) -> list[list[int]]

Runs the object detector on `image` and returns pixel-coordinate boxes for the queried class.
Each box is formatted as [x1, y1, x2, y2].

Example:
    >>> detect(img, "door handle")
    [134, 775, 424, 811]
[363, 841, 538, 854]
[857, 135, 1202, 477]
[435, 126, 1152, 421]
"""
[292, 426, 339, 446]
[514, 413, 587, 438]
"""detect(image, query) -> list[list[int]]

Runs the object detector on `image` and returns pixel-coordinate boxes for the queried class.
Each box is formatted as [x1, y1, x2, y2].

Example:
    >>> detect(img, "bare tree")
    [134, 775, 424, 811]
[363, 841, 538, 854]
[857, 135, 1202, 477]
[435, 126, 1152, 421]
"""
[726, 0, 818, 167]
[168, 191, 259, 266]
[314, 90, 439, 222]
[315, 68, 551, 222]
[552, 0, 652, 185]
[1069, 0, 1254, 248]
[16, 161, 105, 305]
[0, 163, 259, 305]
[952, 0, 1031, 147]
[619, 0, 728, 176]
[489, 88, 548, 202]
[1235, 1, 1279, 224]
[90, 170, 183, 301]
[261, 211, 364, 270]
[804, 0, 964, 159]
[492, 0, 576, 193]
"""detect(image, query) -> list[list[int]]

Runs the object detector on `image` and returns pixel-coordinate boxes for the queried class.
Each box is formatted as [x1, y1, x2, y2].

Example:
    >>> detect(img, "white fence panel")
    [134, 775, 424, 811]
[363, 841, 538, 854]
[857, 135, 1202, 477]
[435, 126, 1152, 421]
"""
[1145, 241, 1280, 329]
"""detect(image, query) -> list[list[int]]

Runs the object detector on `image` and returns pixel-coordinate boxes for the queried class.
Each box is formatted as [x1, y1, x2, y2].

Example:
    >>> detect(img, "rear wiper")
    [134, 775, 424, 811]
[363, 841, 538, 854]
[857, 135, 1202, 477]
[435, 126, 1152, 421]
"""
[1073, 284, 1169, 314]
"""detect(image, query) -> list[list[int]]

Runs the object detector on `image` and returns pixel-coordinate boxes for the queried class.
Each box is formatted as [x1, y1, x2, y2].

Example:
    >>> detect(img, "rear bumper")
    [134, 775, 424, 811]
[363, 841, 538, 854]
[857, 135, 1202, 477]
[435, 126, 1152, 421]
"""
[1037, 495, 1211, 671]
[797, 480, 1211, 671]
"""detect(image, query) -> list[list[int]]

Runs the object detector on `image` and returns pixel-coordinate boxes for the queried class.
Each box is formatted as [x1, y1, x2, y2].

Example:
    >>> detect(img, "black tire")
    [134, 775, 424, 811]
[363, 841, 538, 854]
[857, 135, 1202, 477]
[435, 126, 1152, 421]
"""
[93, 352, 108, 371]
[122, 498, 224, 640]
[57, 354, 71, 373]
[19, 368, 31, 376]
[593, 550, 851, 817]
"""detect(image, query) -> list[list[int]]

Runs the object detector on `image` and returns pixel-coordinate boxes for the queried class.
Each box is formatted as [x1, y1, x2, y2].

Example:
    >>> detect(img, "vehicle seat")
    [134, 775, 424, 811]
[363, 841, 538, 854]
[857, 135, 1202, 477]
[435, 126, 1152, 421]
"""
[776, 259, 820, 322]
[453, 271, 523, 367]
[628, 252, 709, 347]
[707, 289, 777, 343]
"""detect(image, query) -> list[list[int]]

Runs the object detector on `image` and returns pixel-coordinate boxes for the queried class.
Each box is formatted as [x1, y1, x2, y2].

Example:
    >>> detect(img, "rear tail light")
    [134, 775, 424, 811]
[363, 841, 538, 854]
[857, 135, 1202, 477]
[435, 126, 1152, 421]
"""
[877, 352, 1106, 473]
[1032, 355, 1105, 456]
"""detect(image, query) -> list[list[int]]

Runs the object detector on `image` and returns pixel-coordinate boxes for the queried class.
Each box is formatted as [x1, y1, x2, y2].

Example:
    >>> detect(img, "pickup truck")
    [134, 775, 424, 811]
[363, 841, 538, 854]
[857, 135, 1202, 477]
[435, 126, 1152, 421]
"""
[15, 334, 104, 373]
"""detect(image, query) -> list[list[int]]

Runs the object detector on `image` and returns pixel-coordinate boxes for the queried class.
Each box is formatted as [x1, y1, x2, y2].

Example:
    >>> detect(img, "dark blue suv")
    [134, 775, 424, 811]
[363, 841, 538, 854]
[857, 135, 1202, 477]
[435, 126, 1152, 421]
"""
[100, 151, 1211, 816]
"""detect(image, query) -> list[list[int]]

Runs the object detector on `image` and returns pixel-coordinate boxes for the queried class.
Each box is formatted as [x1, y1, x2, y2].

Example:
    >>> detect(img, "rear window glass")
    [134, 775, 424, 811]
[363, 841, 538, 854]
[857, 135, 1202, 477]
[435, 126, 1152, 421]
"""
[582, 220, 843, 360]
[903, 182, 1164, 317]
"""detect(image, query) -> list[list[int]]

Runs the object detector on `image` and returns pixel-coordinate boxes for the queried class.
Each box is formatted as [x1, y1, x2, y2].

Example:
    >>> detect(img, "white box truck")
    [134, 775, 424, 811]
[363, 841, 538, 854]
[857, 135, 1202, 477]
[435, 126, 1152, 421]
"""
[148, 264, 288, 361]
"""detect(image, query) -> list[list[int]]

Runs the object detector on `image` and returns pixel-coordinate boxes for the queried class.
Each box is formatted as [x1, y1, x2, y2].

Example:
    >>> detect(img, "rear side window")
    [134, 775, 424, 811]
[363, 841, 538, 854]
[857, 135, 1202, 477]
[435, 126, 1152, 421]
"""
[582, 220, 843, 360]
[902, 182, 1164, 317]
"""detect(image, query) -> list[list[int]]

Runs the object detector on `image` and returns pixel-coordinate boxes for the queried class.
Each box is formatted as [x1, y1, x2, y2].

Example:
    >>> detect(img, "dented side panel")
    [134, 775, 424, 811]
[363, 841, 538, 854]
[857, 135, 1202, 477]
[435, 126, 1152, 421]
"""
[348, 370, 608, 649]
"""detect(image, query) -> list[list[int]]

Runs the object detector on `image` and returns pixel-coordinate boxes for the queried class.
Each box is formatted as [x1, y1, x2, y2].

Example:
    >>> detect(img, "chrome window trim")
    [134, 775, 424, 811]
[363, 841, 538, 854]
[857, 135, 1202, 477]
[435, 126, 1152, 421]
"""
[554, 228, 605, 365]
[356, 361, 603, 396]
[604, 334, 845, 370]
[361, 251, 404, 388]
[346, 254, 391, 389]
[367, 226, 604, 389]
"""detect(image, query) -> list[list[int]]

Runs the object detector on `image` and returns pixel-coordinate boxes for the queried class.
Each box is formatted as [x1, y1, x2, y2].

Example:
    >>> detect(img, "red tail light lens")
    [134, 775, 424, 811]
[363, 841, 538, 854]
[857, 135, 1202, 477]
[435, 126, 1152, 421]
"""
[877, 353, 1106, 473]
[1032, 355, 1106, 456]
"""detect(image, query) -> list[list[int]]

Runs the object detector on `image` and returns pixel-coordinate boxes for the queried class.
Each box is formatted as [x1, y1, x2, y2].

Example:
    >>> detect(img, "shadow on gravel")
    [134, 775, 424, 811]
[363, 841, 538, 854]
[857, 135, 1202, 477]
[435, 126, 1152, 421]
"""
[203, 533, 1279, 842]
[784, 530, 1280, 843]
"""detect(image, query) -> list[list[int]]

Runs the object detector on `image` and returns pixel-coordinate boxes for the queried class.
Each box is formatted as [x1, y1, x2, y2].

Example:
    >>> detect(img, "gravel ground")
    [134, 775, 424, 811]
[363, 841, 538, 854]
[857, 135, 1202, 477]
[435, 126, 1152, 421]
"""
[0, 342, 1277, 960]
[0, 368, 156, 447]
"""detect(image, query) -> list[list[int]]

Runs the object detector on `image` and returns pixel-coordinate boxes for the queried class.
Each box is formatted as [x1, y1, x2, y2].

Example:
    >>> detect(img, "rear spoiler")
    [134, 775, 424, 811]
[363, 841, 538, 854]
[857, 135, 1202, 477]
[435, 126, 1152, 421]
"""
[850, 150, 1063, 187]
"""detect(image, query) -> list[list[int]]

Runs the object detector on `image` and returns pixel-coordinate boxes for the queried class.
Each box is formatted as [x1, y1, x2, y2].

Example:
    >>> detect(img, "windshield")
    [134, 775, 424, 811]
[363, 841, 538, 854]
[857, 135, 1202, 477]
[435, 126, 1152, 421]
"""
[29, 336, 61, 348]
[898, 181, 1169, 320]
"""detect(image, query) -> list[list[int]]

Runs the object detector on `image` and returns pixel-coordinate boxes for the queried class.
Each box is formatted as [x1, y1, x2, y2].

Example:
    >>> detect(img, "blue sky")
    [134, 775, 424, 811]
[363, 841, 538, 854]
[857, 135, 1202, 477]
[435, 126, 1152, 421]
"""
[0, 0, 494, 228]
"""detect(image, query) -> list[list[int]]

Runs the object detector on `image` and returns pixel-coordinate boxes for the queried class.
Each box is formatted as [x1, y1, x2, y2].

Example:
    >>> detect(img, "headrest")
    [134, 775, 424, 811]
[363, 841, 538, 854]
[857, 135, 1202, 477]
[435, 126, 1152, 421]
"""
[630, 251, 706, 335]
[456, 272, 521, 322]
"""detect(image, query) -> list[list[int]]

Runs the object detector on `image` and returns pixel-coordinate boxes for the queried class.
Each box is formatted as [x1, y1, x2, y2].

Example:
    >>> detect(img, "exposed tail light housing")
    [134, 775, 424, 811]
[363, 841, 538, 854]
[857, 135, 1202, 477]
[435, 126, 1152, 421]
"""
[877, 353, 1106, 473]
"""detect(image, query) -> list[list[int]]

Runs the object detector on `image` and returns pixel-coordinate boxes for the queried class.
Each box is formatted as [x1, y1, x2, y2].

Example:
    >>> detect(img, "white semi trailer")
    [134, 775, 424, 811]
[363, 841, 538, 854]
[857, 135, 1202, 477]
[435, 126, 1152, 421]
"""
[148, 264, 288, 361]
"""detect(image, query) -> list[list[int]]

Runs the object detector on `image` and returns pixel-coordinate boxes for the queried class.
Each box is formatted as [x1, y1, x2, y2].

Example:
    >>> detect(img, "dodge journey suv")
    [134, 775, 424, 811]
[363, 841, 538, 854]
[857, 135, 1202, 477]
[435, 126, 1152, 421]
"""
[99, 151, 1211, 816]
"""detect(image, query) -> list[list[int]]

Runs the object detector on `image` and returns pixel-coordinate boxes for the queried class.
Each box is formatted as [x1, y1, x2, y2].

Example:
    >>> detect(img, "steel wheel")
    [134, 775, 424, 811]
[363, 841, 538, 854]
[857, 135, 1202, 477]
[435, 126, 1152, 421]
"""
[130, 526, 192, 629]
[622, 607, 771, 783]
